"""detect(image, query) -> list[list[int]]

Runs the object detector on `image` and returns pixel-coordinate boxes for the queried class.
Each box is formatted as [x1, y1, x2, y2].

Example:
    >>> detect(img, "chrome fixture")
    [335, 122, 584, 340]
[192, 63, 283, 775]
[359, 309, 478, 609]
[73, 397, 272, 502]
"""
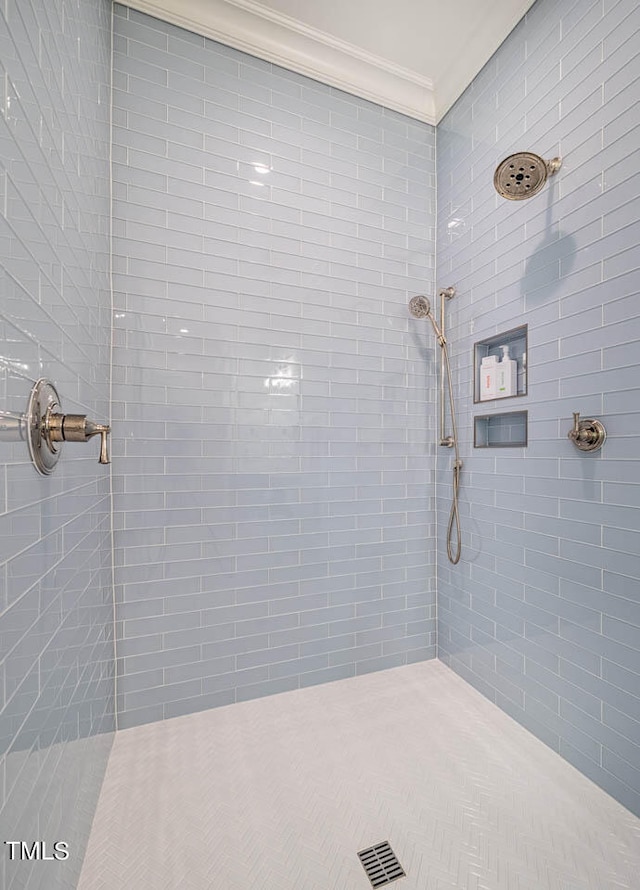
[437, 287, 456, 449]
[26, 378, 111, 475]
[408, 287, 462, 565]
[408, 295, 446, 346]
[408, 295, 432, 320]
[494, 152, 561, 200]
[567, 411, 606, 453]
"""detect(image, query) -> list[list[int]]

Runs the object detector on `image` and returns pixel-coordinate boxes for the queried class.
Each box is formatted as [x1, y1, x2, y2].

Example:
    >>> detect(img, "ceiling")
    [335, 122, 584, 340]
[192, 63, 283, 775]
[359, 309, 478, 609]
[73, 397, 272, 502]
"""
[124, 0, 537, 123]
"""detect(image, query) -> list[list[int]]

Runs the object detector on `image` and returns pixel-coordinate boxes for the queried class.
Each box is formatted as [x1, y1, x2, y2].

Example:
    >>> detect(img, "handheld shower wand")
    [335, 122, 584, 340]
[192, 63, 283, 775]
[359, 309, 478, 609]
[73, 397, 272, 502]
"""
[408, 296, 446, 346]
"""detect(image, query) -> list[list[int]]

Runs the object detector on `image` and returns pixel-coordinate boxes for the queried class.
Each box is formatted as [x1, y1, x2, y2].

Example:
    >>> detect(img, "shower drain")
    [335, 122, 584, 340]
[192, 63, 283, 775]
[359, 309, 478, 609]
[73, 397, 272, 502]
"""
[357, 841, 405, 887]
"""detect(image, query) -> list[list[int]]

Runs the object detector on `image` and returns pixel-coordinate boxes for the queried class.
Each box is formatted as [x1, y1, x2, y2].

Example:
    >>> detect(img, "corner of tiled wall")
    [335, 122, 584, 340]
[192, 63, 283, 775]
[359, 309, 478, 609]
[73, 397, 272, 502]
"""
[0, 0, 116, 887]
[437, 0, 640, 817]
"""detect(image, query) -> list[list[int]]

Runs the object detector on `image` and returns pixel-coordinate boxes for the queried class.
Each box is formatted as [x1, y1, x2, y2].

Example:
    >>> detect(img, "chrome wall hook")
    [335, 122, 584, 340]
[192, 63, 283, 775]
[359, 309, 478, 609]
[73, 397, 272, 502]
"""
[27, 379, 111, 475]
[567, 411, 606, 453]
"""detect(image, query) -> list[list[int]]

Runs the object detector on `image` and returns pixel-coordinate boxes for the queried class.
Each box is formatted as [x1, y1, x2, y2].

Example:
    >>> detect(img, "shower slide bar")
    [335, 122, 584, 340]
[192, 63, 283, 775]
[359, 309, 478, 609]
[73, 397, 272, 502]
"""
[438, 287, 456, 448]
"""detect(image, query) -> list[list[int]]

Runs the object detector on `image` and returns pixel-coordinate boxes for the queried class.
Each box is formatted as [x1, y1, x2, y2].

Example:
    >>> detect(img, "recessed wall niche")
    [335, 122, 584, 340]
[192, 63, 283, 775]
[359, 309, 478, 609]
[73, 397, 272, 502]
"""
[474, 411, 528, 448]
[474, 325, 527, 403]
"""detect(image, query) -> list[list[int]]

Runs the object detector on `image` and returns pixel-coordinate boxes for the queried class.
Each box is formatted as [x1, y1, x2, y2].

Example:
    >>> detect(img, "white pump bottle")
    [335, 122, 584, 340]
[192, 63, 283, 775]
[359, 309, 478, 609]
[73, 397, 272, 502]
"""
[497, 345, 517, 397]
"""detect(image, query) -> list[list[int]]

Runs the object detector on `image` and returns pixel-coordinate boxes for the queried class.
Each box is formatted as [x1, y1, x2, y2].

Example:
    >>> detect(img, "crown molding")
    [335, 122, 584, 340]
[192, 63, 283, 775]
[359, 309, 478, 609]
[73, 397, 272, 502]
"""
[121, 0, 437, 124]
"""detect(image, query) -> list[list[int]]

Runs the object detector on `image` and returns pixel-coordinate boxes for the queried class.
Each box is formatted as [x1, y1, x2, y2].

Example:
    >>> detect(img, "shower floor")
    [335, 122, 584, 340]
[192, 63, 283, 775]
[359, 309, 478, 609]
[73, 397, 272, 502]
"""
[78, 660, 640, 890]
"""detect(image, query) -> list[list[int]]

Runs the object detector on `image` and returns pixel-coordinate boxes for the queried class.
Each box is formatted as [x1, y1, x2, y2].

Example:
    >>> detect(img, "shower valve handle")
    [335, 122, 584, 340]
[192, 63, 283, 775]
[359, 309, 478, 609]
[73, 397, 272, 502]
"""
[569, 411, 581, 441]
[568, 411, 606, 453]
[45, 412, 111, 464]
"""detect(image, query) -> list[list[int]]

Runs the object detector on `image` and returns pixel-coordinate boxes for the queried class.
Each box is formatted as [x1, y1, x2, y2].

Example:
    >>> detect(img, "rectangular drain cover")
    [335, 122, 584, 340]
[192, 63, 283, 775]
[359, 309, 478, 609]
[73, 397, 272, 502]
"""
[357, 841, 405, 887]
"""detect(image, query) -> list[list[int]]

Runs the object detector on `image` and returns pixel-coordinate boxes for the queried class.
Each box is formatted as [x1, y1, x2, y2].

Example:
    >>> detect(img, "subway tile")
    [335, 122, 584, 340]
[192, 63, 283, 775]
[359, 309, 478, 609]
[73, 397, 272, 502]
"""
[235, 675, 300, 702]
[163, 689, 236, 720]
[298, 663, 356, 687]
[602, 703, 640, 758]
[354, 652, 409, 675]
[117, 704, 165, 730]
[602, 748, 640, 796]
[164, 655, 236, 684]
[124, 679, 202, 712]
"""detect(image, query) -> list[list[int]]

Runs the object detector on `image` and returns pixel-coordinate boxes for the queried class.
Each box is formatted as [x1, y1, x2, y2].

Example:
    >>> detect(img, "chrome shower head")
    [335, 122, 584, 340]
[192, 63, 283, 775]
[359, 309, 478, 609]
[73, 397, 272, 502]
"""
[408, 295, 445, 344]
[494, 152, 561, 200]
[408, 295, 431, 318]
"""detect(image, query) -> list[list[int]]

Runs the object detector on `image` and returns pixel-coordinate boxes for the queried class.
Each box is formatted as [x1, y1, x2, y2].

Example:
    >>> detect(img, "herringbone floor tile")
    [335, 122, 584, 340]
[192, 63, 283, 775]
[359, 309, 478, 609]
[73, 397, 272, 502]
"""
[78, 661, 640, 889]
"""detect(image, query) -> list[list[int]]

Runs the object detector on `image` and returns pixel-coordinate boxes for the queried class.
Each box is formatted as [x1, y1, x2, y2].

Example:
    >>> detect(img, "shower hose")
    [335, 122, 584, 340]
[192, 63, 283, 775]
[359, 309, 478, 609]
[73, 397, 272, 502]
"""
[442, 341, 462, 565]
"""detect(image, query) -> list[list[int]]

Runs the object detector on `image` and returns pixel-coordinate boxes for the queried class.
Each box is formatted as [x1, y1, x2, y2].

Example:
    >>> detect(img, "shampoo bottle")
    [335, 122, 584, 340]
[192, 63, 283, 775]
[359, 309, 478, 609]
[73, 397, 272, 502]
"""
[479, 354, 499, 400]
[497, 345, 517, 398]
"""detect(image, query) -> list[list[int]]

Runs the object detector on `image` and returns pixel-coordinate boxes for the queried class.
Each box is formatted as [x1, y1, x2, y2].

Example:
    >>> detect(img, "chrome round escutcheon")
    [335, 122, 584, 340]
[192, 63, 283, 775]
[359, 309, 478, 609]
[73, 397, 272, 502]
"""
[572, 418, 606, 453]
[27, 379, 62, 475]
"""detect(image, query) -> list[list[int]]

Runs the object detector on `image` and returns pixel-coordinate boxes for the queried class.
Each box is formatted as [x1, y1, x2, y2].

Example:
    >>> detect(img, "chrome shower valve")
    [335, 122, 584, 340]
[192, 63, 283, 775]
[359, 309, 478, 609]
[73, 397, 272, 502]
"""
[27, 379, 111, 474]
[567, 411, 606, 453]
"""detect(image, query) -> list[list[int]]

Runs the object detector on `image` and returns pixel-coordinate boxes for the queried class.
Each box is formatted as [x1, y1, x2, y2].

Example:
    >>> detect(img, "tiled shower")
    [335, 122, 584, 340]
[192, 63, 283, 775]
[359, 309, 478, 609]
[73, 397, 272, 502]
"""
[1, 0, 639, 887]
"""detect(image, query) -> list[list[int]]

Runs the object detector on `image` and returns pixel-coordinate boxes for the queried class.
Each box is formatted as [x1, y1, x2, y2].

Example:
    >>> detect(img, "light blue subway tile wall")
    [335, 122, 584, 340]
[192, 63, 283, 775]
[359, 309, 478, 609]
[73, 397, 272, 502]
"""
[0, 0, 115, 887]
[437, 0, 640, 816]
[111, 6, 436, 728]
